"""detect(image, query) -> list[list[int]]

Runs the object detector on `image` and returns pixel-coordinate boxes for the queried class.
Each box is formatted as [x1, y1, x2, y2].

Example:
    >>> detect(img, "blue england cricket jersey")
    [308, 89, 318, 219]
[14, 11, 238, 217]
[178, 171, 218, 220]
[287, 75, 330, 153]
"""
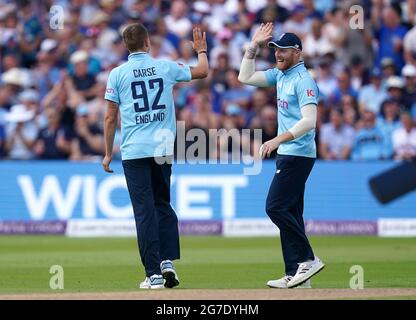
[105, 52, 192, 160]
[265, 61, 319, 158]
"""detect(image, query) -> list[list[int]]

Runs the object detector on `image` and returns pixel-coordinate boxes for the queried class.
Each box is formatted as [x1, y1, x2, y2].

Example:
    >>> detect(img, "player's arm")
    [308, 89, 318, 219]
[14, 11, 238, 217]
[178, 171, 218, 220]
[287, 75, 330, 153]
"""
[287, 104, 317, 139]
[238, 23, 273, 87]
[102, 100, 119, 173]
[190, 28, 208, 79]
[260, 104, 317, 158]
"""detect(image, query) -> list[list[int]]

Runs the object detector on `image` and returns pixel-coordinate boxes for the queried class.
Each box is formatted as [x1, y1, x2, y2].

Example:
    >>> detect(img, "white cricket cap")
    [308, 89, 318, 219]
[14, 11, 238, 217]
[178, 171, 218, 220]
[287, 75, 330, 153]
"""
[4, 104, 35, 123]
[402, 64, 416, 77]
[1, 68, 31, 87]
[40, 39, 58, 52]
[70, 50, 89, 64]
[386, 76, 404, 89]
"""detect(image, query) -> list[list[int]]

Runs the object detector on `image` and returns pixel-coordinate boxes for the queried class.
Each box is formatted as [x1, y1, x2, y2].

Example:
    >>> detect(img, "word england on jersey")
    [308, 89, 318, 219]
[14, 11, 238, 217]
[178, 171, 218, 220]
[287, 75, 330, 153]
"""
[136, 111, 165, 124]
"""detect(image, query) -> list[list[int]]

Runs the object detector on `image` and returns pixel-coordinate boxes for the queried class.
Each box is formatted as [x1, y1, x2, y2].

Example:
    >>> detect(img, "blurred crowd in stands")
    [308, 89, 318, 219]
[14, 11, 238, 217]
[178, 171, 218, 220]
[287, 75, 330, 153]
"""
[0, 0, 415, 161]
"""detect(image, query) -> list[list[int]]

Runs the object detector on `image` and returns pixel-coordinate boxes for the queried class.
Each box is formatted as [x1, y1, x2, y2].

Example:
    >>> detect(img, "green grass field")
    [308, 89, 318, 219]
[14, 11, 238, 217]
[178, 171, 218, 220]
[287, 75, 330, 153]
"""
[1, 236, 416, 294]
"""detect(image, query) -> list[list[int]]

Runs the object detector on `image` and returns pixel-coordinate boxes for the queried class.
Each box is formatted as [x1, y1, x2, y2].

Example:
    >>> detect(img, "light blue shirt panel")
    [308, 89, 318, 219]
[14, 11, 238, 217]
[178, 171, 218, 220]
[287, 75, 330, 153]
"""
[105, 53, 191, 160]
[265, 62, 318, 158]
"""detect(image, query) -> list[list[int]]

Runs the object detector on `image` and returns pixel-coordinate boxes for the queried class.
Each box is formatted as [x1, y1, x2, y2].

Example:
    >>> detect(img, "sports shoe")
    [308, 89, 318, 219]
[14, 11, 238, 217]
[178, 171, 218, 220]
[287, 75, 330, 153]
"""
[160, 260, 180, 288]
[287, 256, 325, 288]
[139, 274, 165, 289]
[267, 275, 311, 289]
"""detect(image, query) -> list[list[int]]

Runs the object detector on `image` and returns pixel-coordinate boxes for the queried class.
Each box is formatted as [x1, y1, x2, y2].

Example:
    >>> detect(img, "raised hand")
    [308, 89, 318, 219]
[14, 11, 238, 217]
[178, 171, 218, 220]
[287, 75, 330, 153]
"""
[251, 22, 274, 46]
[191, 27, 207, 53]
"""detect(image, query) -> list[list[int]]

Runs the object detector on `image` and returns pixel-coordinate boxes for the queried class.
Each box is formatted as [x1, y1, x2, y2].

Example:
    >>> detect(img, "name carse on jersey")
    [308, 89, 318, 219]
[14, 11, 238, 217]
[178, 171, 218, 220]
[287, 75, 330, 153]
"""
[133, 67, 157, 78]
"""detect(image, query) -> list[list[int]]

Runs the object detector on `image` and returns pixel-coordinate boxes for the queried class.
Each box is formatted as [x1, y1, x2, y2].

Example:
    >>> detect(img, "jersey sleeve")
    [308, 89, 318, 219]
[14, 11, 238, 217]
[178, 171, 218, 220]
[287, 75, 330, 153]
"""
[167, 61, 192, 83]
[264, 68, 278, 86]
[104, 69, 120, 104]
[296, 76, 319, 107]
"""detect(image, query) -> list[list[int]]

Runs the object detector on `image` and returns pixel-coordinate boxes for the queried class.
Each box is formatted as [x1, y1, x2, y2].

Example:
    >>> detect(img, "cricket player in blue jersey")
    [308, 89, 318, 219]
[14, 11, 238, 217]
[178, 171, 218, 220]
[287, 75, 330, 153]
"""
[239, 23, 325, 289]
[103, 23, 208, 289]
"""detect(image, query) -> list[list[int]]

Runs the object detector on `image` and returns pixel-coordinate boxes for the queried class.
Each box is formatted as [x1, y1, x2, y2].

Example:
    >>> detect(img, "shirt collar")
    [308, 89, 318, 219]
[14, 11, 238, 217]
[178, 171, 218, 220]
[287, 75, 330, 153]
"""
[282, 61, 305, 75]
[128, 51, 148, 60]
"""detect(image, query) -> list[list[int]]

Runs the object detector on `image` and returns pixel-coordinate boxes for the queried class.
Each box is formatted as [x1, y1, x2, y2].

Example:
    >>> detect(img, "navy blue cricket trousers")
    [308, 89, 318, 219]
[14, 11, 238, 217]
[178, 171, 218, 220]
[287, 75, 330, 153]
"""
[122, 157, 180, 277]
[265, 154, 315, 276]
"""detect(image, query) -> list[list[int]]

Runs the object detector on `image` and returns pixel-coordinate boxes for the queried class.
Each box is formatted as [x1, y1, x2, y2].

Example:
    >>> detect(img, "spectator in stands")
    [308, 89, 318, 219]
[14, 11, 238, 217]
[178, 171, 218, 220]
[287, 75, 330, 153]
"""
[164, 0, 192, 38]
[319, 108, 355, 160]
[81, 72, 108, 130]
[358, 67, 388, 114]
[99, 0, 129, 30]
[283, 4, 312, 41]
[185, 91, 220, 161]
[392, 111, 416, 160]
[4, 104, 38, 160]
[0, 85, 14, 113]
[374, 6, 408, 71]
[77, 37, 108, 76]
[401, 0, 416, 27]
[1, 54, 19, 72]
[385, 76, 406, 107]
[377, 98, 402, 159]
[211, 52, 231, 100]
[380, 57, 397, 80]
[255, 105, 277, 159]
[53, 19, 83, 69]
[351, 110, 388, 160]
[1, 68, 30, 106]
[302, 0, 324, 19]
[340, 95, 359, 128]
[247, 88, 271, 127]
[191, 91, 220, 131]
[69, 50, 97, 101]
[331, 68, 358, 105]
[222, 69, 252, 112]
[226, 0, 252, 36]
[126, 0, 161, 28]
[210, 27, 242, 70]
[315, 56, 337, 102]
[19, 0, 43, 68]
[322, 6, 345, 55]
[18, 89, 43, 129]
[0, 6, 20, 59]
[190, 2, 213, 42]
[401, 64, 416, 111]
[303, 18, 334, 65]
[33, 107, 72, 159]
[92, 11, 120, 52]
[219, 103, 250, 160]
[32, 39, 61, 100]
[153, 17, 181, 52]
[339, 6, 374, 70]
[70, 106, 104, 161]
[177, 39, 198, 66]
[41, 71, 83, 134]
[254, 0, 289, 25]
[403, 16, 416, 65]
[350, 55, 369, 92]
[150, 35, 178, 60]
